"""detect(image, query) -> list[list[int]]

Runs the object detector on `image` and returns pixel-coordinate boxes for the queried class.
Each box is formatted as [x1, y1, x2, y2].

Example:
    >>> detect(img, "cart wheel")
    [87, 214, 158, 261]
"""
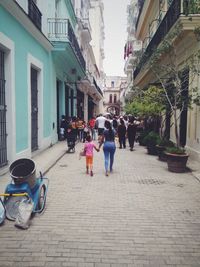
[37, 185, 46, 212]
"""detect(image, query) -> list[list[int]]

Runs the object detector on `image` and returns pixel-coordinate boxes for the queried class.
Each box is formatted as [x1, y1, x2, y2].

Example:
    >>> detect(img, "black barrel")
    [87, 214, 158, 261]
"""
[10, 158, 36, 188]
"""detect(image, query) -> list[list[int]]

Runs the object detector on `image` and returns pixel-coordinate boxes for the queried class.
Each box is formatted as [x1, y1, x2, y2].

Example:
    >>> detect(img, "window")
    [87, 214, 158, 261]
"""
[109, 94, 112, 103]
[111, 81, 114, 87]
[114, 94, 117, 103]
[55, 0, 60, 17]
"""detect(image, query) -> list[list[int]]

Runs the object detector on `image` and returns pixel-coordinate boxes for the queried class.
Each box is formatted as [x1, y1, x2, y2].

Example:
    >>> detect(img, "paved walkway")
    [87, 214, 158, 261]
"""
[0, 141, 200, 267]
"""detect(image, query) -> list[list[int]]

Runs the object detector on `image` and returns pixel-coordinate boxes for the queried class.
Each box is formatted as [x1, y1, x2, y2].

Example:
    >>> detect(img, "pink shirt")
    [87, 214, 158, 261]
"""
[84, 142, 95, 156]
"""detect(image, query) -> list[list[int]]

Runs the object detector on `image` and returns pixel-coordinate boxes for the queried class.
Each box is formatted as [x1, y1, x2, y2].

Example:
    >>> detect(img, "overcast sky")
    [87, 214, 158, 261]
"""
[103, 0, 130, 77]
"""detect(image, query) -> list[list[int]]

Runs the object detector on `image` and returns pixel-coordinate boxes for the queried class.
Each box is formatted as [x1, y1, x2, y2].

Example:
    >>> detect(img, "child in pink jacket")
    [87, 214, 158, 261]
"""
[84, 135, 99, 176]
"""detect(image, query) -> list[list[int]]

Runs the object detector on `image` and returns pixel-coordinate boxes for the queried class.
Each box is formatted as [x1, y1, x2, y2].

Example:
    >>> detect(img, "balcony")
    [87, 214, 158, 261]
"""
[134, 0, 200, 79]
[28, 0, 42, 31]
[48, 18, 86, 71]
[93, 77, 103, 96]
[81, 18, 92, 42]
[80, 72, 103, 98]
[135, 0, 145, 30]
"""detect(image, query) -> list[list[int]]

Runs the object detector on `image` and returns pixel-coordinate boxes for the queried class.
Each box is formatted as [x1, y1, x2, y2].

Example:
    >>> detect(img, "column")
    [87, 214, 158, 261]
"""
[84, 92, 88, 122]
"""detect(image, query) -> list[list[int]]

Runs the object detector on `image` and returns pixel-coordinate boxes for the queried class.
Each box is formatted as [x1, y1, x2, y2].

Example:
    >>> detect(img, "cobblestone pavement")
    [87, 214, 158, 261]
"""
[0, 142, 200, 267]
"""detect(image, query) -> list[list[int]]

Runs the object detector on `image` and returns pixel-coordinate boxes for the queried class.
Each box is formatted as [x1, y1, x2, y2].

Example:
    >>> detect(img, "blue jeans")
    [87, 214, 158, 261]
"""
[103, 141, 116, 172]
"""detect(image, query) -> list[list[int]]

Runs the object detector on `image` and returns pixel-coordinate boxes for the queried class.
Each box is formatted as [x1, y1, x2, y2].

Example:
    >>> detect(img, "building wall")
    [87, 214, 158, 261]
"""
[103, 76, 127, 115]
[90, 0, 105, 79]
[0, 4, 56, 169]
[133, 0, 200, 160]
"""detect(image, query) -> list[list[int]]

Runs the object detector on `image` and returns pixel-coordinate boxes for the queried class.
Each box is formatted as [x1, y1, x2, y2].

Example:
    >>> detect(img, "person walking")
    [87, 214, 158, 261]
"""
[95, 114, 107, 136]
[117, 118, 126, 149]
[83, 135, 99, 176]
[99, 120, 116, 176]
[127, 116, 137, 151]
[77, 117, 84, 142]
[89, 117, 96, 140]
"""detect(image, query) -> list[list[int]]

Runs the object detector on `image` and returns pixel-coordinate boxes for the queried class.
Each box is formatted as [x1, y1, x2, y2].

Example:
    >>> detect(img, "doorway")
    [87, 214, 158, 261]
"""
[31, 67, 38, 152]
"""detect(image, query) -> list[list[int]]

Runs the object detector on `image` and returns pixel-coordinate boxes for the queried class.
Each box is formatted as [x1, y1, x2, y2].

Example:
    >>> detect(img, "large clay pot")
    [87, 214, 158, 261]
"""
[165, 152, 189, 173]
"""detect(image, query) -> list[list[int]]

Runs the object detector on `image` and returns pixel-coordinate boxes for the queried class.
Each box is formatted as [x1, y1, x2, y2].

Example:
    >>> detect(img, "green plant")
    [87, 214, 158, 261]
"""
[143, 131, 160, 147]
[194, 26, 200, 35]
[157, 139, 174, 147]
[124, 86, 166, 118]
[194, 26, 200, 41]
[146, 23, 200, 149]
[137, 130, 150, 146]
[165, 146, 186, 155]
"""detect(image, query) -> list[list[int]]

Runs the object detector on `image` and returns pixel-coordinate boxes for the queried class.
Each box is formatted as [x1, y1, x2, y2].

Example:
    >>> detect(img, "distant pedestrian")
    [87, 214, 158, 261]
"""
[99, 120, 116, 176]
[95, 114, 107, 136]
[83, 135, 99, 176]
[117, 118, 126, 149]
[76, 117, 84, 142]
[112, 116, 118, 132]
[83, 121, 89, 142]
[127, 116, 137, 151]
[89, 117, 96, 140]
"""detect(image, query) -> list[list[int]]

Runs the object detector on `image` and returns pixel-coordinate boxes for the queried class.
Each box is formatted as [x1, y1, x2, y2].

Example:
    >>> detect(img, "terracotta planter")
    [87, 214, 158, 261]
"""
[156, 145, 167, 161]
[165, 152, 189, 173]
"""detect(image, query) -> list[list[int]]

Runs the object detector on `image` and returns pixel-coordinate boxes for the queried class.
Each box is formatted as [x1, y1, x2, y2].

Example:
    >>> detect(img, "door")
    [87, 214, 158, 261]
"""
[179, 68, 189, 147]
[70, 89, 74, 117]
[65, 84, 69, 118]
[31, 67, 38, 152]
[0, 50, 7, 167]
[56, 80, 60, 137]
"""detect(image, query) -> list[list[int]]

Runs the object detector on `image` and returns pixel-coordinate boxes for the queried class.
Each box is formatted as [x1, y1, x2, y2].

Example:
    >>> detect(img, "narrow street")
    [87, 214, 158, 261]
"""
[0, 142, 200, 267]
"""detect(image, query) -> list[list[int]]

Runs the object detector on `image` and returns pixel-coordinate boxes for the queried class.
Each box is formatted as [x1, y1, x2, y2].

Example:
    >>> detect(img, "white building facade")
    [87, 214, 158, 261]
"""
[124, 0, 142, 101]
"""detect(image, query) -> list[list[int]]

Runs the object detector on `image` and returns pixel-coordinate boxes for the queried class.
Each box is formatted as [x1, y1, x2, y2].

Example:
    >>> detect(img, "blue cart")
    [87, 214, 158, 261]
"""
[0, 158, 49, 224]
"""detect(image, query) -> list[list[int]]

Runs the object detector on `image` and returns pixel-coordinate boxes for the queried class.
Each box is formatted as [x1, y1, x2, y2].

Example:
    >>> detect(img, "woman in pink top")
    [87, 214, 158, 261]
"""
[84, 135, 99, 176]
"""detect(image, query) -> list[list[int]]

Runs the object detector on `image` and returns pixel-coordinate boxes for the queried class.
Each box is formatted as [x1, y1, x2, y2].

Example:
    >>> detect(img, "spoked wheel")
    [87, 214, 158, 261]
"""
[37, 185, 46, 213]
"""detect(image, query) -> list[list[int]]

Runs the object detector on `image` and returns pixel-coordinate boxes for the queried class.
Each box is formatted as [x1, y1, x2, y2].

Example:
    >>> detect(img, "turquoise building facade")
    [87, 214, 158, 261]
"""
[0, 0, 86, 173]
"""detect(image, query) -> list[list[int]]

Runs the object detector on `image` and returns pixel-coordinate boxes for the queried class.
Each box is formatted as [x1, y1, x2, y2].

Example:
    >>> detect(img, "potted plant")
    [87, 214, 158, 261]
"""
[156, 139, 174, 161]
[143, 131, 160, 155]
[164, 146, 189, 173]
[144, 23, 200, 172]
[137, 130, 150, 146]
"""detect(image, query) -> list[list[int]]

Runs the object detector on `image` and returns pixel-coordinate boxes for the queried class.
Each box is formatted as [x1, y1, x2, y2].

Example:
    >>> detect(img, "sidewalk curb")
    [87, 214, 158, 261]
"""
[43, 151, 67, 176]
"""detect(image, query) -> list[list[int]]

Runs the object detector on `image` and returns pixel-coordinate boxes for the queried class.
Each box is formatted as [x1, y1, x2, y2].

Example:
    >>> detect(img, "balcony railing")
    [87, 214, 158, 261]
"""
[134, 0, 200, 79]
[48, 18, 86, 71]
[135, 0, 145, 30]
[28, 0, 42, 31]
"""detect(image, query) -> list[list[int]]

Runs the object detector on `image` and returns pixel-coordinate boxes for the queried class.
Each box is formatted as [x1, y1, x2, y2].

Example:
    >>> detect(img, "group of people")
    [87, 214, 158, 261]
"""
[59, 114, 142, 177]
[60, 116, 96, 143]
[79, 114, 142, 177]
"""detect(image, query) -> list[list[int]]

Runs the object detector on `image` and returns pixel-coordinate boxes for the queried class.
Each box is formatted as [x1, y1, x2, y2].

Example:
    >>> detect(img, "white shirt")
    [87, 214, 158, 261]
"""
[96, 116, 106, 128]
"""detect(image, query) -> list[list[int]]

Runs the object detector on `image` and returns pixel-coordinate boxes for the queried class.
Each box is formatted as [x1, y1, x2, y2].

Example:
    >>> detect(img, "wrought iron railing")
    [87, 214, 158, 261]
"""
[135, 0, 145, 30]
[48, 18, 86, 71]
[134, 0, 200, 79]
[28, 0, 42, 31]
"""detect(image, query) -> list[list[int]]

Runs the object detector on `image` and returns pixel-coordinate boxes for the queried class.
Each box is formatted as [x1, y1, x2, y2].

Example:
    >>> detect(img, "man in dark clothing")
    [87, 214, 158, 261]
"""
[127, 117, 137, 151]
[117, 118, 126, 149]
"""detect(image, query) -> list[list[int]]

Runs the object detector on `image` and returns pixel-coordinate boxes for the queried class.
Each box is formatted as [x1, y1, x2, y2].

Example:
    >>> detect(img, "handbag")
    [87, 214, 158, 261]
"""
[79, 149, 86, 160]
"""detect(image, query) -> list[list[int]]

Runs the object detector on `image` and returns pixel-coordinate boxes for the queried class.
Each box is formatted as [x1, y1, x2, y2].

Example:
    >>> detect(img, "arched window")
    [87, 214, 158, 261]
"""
[109, 94, 112, 103]
[114, 94, 117, 103]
